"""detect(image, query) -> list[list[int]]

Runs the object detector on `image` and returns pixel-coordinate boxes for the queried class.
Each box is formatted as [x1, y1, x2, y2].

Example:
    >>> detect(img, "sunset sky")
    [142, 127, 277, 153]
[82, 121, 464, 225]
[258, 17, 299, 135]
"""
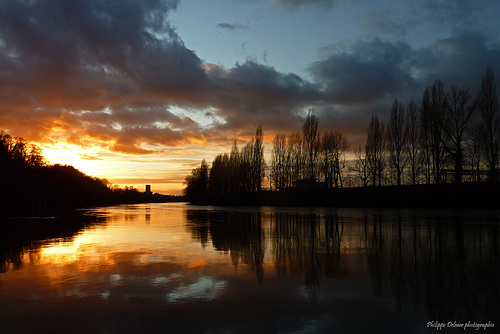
[1, 0, 500, 194]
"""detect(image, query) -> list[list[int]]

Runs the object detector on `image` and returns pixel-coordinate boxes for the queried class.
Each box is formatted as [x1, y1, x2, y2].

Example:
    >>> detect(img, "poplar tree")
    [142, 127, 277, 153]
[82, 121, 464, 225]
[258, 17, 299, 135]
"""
[302, 110, 319, 180]
[387, 99, 407, 185]
[366, 114, 385, 186]
[479, 66, 500, 181]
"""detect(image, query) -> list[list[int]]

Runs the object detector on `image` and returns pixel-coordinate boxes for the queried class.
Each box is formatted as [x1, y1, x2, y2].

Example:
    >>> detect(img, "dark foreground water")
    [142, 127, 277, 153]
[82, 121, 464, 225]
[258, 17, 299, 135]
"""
[0, 203, 499, 334]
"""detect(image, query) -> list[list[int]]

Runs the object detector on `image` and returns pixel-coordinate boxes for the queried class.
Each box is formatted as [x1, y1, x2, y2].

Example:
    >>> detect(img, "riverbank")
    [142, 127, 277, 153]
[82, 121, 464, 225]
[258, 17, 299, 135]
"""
[0, 163, 185, 217]
[0, 193, 185, 218]
[202, 182, 500, 209]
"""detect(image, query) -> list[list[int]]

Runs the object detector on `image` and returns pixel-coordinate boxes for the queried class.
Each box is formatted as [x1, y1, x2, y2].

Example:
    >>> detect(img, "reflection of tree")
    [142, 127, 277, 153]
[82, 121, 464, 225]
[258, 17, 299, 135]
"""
[272, 212, 349, 301]
[186, 210, 265, 282]
[323, 214, 345, 278]
[186, 208, 499, 321]
[366, 213, 386, 297]
[0, 213, 105, 273]
[272, 213, 319, 299]
[363, 211, 500, 322]
[485, 224, 499, 320]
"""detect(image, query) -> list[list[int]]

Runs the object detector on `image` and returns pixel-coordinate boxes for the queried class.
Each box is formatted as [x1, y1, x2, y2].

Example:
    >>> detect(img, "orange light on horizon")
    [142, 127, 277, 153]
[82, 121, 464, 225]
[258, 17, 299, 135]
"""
[36, 128, 294, 196]
[39, 142, 200, 195]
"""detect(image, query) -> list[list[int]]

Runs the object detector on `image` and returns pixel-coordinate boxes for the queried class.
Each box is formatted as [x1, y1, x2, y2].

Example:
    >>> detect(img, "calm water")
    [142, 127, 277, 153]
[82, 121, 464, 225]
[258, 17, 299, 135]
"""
[0, 203, 499, 333]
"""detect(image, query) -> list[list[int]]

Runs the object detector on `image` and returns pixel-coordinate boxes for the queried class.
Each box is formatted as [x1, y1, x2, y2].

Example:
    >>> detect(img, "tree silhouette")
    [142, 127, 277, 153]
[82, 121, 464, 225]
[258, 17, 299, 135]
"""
[185, 67, 500, 206]
[209, 154, 231, 197]
[205, 125, 267, 198]
[270, 133, 290, 191]
[250, 125, 265, 192]
[321, 130, 349, 188]
[366, 114, 385, 186]
[386, 99, 408, 186]
[443, 87, 477, 183]
[183, 159, 209, 204]
[478, 66, 500, 181]
[352, 146, 369, 187]
[405, 100, 420, 185]
[302, 110, 319, 180]
[289, 132, 305, 182]
[420, 80, 447, 184]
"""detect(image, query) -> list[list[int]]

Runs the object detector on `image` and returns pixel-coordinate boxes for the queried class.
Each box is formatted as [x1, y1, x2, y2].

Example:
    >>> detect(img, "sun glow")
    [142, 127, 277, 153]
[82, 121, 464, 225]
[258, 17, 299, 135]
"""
[37, 138, 223, 195]
[37, 130, 251, 195]
[41, 144, 107, 178]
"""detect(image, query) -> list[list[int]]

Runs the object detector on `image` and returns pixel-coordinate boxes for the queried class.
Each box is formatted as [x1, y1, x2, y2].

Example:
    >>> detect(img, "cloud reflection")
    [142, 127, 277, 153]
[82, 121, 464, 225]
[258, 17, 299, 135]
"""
[167, 276, 226, 303]
[1, 204, 499, 333]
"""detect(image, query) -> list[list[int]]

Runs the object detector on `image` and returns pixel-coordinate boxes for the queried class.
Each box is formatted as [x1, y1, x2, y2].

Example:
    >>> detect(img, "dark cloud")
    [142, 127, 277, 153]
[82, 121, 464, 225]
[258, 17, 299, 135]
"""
[271, 0, 338, 10]
[309, 39, 416, 104]
[308, 33, 500, 145]
[216, 23, 249, 31]
[206, 61, 324, 134]
[315, 102, 390, 148]
[423, 0, 481, 31]
[360, 9, 407, 38]
[1, 0, 499, 156]
[0, 0, 208, 152]
[311, 33, 500, 107]
[410, 32, 500, 90]
[0, 0, 325, 152]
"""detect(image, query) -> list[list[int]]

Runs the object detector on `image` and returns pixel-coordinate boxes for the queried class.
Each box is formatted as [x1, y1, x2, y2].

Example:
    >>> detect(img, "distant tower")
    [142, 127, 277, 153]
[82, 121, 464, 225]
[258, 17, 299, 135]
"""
[145, 185, 152, 195]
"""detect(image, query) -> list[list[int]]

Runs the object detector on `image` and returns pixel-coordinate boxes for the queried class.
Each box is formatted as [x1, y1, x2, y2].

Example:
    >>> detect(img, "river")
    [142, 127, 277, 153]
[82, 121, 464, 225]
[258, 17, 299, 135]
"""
[0, 203, 499, 333]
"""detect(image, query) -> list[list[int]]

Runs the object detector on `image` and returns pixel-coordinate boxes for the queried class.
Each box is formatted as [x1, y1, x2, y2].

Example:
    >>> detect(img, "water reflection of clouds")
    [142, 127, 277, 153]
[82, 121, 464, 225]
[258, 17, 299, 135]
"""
[2, 204, 499, 333]
[167, 276, 226, 303]
[12, 258, 225, 304]
[152, 273, 182, 287]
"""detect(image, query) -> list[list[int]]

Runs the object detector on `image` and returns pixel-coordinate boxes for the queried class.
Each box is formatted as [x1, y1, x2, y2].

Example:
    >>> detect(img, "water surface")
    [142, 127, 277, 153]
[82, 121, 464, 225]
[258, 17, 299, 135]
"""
[0, 203, 498, 333]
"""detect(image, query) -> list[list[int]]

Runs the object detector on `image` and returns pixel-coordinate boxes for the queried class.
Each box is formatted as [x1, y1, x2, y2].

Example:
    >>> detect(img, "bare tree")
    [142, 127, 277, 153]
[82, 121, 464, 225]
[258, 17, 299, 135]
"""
[478, 66, 500, 181]
[240, 142, 253, 192]
[26, 144, 47, 167]
[251, 125, 265, 192]
[271, 133, 290, 191]
[302, 110, 320, 180]
[406, 100, 420, 185]
[352, 146, 369, 187]
[386, 99, 408, 185]
[10, 137, 28, 165]
[366, 114, 385, 186]
[443, 87, 477, 183]
[321, 131, 349, 188]
[0, 132, 46, 168]
[229, 140, 241, 192]
[420, 90, 432, 183]
[0, 132, 14, 163]
[420, 80, 447, 184]
[288, 132, 304, 183]
[467, 124, 484, 182]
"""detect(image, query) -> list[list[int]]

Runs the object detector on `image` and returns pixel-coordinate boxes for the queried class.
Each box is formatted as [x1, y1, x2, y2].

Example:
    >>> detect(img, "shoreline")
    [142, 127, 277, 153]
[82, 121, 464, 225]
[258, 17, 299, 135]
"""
[194, 182, 500, 210]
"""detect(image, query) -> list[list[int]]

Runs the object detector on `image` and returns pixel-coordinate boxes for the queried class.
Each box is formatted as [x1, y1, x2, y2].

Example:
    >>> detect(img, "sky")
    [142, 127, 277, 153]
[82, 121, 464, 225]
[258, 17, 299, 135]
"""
[1, 0, 500, 194]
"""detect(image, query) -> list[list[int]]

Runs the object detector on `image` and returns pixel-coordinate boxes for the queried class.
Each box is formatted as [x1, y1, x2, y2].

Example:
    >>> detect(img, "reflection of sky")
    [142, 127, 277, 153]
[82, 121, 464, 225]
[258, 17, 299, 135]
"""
[1, 204, 497, 333]
[1, 204, 265, 308]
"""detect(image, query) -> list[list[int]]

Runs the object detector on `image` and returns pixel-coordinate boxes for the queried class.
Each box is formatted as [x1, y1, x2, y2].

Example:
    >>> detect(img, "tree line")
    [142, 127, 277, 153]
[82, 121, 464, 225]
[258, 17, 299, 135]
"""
[352, 66, 499, 187]
[184, 113, 350, 202]
[185, 66, 500, 201]
[0, 132, 178, 216]
[184, 126, 266, 203]
[0, 132, 46, 168]
[269, 111, 349, 190]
